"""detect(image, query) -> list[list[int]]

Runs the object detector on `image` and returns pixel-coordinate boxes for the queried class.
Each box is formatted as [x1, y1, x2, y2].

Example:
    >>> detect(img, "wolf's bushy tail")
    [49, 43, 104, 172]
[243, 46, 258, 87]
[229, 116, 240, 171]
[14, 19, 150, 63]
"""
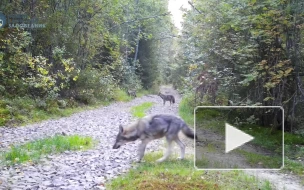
[181, 124, 197, 139]
[172, 96, 175, 104]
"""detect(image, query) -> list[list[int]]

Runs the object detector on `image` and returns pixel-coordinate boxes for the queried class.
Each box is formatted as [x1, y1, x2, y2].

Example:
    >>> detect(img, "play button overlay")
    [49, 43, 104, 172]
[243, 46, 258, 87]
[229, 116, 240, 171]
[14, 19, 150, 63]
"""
[194, 106, 284, 170]
[225, 123, 254, 153]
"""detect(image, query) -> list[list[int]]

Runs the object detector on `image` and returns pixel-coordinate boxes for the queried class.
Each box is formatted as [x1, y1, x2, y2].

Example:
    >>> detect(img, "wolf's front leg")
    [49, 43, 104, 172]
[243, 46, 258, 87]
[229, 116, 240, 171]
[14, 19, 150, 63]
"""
[137, 140, 150, 162]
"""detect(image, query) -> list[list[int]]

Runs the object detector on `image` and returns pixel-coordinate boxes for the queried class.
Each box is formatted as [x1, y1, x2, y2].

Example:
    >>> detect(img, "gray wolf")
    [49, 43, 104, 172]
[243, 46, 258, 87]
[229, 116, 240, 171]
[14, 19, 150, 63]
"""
[158, 92, 175, 105]
[127, 90, 137, 97]
[112, 114, 197, 163]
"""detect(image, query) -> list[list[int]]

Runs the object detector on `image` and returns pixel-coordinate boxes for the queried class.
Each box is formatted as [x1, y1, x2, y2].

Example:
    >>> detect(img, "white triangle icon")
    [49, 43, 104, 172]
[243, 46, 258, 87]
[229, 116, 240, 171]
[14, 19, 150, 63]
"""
[225, 123, 254, 153]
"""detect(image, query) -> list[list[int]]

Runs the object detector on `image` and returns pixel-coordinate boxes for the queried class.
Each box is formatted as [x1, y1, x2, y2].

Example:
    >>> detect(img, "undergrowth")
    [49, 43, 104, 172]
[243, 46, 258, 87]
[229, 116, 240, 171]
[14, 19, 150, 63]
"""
[0, 88, 143, 127]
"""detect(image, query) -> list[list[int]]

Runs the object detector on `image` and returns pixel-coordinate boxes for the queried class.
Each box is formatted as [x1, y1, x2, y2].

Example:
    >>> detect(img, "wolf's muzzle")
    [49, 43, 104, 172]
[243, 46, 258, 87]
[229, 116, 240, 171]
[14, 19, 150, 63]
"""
[112, 144, 120, 149]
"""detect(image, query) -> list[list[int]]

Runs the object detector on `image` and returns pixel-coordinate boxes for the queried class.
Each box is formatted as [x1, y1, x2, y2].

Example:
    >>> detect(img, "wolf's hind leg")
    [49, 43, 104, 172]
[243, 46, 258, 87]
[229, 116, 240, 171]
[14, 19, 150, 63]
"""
[174, 138, 185, 160]
[137, 140, 150, 162]
[156, 140, 173, 163]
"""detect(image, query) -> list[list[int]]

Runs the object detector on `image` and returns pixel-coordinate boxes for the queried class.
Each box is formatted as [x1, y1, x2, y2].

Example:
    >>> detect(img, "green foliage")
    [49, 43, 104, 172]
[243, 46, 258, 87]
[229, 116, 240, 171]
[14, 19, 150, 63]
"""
[149, 79, 161, 94]
[73, 68, 116, 104]
[178, 93, 196, 126]
[0, 0, 174, 126]
[283, 158, 304, 176]
[131, 102, 154, 118]
[196, 109, 221, 120]
[112, 88, 132, 102]
[136, 89, 150, 97]
[238, 150, 282, 168]
[119, 61, 143, 91]
[172, 0, 304, 131]
[0, 135, 93, 165]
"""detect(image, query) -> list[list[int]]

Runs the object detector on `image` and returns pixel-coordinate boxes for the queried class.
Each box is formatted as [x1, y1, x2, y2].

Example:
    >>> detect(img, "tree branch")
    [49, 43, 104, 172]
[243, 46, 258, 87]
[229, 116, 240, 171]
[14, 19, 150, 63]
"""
[188, 1, 202, 14]
[154, 35, 178, 40]
[109, 12, 170, 31]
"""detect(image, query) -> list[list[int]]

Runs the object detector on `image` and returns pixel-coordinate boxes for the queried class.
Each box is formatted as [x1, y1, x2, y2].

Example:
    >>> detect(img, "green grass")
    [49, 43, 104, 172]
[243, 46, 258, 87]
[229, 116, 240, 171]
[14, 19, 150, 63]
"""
[25, 101, 112, 125]
[107, 152, 273, 190]
[136, 89, 150, 97]
[0, 87, 148, 127]
[0, 135, 94, 165]
[237, 150, 282, 168]
[195, 155, 210, 168]
[283, 158, 304, 176]
[0, 88, 149, 127]
[196, 108, 221, 120]
[0, 87, 154, 127]
[0, 96, 114, 127]
[207, 143, 216, 152]
[131, 102, 154, 118]
[196, 155, 226, 168]
[112, 89, 132, 102]
[178, 94, 195, 126]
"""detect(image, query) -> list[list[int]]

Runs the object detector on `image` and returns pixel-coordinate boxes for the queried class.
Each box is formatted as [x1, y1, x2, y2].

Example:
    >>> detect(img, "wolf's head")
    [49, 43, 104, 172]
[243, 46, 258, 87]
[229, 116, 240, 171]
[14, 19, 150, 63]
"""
[112, 124, 139, 149]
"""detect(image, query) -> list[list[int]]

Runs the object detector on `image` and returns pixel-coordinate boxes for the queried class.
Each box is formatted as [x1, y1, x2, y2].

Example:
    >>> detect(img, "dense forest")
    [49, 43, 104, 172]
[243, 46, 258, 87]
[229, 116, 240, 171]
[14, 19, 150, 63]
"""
[0, 0, 176, 126]
[170, 0, 304, 133]
[1, 0, 304, 135]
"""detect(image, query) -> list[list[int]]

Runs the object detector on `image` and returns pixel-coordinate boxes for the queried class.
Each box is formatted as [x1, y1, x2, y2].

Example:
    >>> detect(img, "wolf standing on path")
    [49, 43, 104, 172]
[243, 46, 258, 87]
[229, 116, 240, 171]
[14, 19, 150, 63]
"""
[158, 92, 175, 105]
[112, 114, 197, 163]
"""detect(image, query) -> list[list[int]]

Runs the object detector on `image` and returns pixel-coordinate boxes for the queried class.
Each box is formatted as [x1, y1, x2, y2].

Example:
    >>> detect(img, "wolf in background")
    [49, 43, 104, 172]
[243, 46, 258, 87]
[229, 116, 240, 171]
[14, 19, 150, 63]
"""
[112, 114, 197, 163]
[158, 92, 175, 106]
[127, 90, 137, 97]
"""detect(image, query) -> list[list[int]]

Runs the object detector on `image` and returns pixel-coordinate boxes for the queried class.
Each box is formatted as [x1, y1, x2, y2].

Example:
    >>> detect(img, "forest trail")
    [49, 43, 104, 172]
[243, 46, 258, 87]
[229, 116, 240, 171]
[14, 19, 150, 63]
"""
[0, 85, 302, 190]
[0, 85, 188, 189]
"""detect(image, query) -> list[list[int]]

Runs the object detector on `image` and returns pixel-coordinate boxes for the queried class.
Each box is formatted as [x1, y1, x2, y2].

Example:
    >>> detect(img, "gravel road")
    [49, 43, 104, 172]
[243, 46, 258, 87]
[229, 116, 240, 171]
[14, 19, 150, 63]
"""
[0, 87, 184, 190]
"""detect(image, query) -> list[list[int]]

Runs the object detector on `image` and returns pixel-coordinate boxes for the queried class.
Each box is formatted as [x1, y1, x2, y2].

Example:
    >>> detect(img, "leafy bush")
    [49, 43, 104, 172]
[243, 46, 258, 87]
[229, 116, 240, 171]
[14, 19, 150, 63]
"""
[112, 88, 132, 102]
[35, 99, 47, 110]
[73, 68, 117, 104]
[57, 99, 67, 108]
[119, 61, 143, 91]
[149, 78, 161, 94]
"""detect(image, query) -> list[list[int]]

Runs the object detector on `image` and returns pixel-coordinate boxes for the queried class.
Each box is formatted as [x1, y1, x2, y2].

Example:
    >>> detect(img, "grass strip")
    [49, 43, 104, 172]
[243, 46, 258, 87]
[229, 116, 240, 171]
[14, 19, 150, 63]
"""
[131, 102, 154, 118]
[0, 135, 93, 165]
[107, 152, 272, 190]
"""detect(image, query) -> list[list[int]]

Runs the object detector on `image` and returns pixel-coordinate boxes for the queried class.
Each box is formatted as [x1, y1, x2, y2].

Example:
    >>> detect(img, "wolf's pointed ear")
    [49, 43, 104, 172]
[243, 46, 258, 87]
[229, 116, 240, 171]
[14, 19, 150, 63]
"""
[119, 125, 124, 133]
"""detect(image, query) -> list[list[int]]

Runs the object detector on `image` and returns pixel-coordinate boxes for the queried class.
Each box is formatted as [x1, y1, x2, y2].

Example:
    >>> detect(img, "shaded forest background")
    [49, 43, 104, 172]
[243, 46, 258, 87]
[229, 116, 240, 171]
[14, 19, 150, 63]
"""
[0, 0, 304, 135]
[0, 0, 176, 126]
[169, 0, 304, 134]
